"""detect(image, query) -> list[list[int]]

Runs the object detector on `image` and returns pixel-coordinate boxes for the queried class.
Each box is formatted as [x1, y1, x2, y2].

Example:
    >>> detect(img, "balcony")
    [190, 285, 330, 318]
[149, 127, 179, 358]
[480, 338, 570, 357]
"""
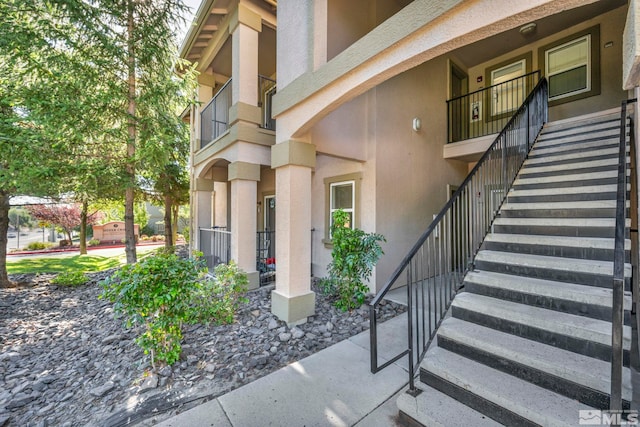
[199, 76, 277, 150]
[447, 71, 541, 144]
[200, 79, 232, 149]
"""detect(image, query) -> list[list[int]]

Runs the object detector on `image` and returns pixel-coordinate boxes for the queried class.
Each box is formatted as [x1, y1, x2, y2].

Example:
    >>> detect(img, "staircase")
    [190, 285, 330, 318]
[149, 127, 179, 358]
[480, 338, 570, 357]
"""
[397, 111, 635, 426]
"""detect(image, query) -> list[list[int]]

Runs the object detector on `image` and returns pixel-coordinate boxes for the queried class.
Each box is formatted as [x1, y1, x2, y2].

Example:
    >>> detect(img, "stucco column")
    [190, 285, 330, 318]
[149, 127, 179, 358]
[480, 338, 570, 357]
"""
[231, 5, 260, 107]
[229, 161, 260, 289]
[271, 140, 316, 325]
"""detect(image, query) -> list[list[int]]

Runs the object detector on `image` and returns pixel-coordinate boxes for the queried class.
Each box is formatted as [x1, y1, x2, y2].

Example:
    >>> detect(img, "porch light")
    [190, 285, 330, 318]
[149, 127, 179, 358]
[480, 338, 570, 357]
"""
[519, 23, 536, 36]
[412, 117, 421, 132]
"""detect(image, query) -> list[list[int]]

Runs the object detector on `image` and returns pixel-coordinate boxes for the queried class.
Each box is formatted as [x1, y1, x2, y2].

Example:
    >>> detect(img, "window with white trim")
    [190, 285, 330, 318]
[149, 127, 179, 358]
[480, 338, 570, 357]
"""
[329, 180, 355, 233]
[546, 34, 590, 100]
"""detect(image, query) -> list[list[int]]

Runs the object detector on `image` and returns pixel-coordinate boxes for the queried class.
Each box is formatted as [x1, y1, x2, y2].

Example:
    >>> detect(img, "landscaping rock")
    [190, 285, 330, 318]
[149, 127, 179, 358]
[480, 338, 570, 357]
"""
[0, 260, 406, 427]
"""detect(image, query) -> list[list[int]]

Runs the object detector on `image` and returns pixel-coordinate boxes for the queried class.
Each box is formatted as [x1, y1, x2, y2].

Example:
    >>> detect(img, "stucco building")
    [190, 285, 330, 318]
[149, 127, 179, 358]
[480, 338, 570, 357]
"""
[182, 1, 640, 420]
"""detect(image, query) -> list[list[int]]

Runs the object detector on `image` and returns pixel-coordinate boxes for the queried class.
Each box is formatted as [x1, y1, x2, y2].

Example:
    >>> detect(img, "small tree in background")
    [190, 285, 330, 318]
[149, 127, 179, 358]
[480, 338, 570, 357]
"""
[27, 204, 102, 243]
[322, 209, 386, 311]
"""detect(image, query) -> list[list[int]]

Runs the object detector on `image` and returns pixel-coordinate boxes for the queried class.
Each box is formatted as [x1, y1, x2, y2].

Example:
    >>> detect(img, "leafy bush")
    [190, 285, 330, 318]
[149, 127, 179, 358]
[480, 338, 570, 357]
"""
[100, 254, 248, 369]
[189, 262, 248, 324]
[52, 271, 88, 286]
[87, 238, 101, 246]
[26, 241, 54, 251]
[323, 209, 385, 311]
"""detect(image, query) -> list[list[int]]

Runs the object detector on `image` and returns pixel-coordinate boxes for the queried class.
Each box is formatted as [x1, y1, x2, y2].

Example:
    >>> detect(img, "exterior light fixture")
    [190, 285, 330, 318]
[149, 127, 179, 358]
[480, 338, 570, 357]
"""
[412, 117, 421, 132]
[519, 23, 537, 36]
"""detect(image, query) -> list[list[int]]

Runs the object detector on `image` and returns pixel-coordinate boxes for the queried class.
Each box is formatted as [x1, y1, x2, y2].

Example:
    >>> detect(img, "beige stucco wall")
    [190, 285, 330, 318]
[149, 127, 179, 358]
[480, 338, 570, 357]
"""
[467, 5, 628, 122]
[311, 95, 369, 161]
[308, 56, 467, 291]
[374, 56, 468, 291]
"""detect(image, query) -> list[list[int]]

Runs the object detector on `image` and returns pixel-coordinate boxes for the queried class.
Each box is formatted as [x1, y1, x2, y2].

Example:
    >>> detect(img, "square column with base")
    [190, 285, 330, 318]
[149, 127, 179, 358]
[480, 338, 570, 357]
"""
[271, 140, 317, 324]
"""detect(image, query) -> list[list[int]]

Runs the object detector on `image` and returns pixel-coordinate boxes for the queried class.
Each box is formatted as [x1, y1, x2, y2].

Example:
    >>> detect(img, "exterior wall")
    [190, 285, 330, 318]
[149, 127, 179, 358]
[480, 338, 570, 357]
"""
[374, 56, 468, 291]
[308, 56, 468, 291]
[327, 0, 417, 62]
[466, 5, 628, 122]
[310, 154, 368, 279]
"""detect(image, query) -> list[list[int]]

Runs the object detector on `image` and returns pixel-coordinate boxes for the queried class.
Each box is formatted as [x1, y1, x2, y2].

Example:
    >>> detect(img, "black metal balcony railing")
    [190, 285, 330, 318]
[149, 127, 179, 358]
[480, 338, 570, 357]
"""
[370, 78, 548, 394]
[259, 75, 276, 131]
[447, 70, 541, 144]
[200, 79, 232, 149]
[257, 230, 275, 286]
[199, 227, 231, 270]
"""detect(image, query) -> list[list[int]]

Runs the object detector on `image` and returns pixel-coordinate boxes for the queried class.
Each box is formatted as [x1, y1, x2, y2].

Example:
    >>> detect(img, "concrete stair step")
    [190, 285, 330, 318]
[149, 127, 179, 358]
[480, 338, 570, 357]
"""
[499, 200, 622, 218]
[491, 217, 629, 238]
[464, 269, 632, 323]
[421, 346, 599, 427]
[524, 147, 620, 167]
[517, 158, 622, 177]
[481, 232, 629, 261]
[530, 137, 619, 158]
[513, 170, 620, 190]
[397, 384, 503, 427]
[451, 293, 632, 363]
[538, 114, 619, 139]
[474, 249, 631, 288]
[535, 129, 620, 149]
[539, 114, 619, 137]
[435, 317, 633, 408]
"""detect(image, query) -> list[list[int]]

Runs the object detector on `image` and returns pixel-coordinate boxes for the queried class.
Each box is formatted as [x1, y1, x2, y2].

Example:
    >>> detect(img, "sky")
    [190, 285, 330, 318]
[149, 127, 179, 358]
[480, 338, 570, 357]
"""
[177, 0, 203, 43]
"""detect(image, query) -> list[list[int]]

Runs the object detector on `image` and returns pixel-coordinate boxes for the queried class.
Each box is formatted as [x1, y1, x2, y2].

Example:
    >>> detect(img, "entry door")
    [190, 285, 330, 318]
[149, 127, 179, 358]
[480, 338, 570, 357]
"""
[264, 195, 276, 259]
[490, 59, 526, 117]
[450, 62, 468, 141]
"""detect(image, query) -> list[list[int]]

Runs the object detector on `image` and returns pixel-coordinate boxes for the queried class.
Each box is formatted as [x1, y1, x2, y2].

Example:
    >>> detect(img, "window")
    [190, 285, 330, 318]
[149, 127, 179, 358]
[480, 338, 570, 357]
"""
[546, 35, 590, 100]
[539, 26, 600, 106]
[324, 172, 361, 244]
[330, 181, 355, 231]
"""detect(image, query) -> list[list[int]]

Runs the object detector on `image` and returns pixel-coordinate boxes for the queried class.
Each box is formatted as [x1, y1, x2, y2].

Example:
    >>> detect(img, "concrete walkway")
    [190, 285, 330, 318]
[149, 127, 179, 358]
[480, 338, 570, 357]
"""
[155, 313, 410, 427]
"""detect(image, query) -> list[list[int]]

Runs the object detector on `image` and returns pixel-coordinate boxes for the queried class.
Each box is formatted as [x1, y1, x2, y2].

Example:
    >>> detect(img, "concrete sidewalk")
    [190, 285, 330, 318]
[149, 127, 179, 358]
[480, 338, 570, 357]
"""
[155, 313, 410, 427]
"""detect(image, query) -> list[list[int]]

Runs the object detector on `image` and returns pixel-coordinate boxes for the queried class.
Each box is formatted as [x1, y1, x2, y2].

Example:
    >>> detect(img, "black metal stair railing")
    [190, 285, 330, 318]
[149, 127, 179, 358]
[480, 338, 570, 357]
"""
[611, 99, 636, 412]
[369, 78, 548, 394]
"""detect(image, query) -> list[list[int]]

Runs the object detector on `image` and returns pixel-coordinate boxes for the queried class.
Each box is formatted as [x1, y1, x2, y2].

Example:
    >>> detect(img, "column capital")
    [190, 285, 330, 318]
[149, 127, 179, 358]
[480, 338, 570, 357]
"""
[228, 161, 261, 181]
[194, 177, 215, 191]
[229, 102, 262, 126]
[271, 140, 316, 169]
[229, 3, 262, 34]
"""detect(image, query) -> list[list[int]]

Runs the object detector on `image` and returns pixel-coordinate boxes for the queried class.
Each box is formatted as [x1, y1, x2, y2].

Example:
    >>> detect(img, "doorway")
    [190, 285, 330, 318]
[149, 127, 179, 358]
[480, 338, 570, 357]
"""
[263, 195, 276, 260]
[449, 62, 468, 141]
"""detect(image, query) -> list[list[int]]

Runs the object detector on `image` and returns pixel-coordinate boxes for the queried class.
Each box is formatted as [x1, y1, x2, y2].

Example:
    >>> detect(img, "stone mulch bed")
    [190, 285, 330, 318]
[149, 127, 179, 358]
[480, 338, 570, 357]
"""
[0, 260, 405, 427]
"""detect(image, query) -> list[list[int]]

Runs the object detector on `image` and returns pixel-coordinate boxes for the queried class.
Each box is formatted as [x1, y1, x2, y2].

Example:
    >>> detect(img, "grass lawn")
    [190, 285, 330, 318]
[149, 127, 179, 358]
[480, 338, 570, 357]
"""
[6, 255, 123, 274]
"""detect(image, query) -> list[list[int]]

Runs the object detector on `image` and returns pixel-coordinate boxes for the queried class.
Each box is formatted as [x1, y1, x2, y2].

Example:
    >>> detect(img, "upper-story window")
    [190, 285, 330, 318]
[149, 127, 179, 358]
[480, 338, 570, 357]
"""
[539, 25, 600, 106]
[546, 35, 590, 100]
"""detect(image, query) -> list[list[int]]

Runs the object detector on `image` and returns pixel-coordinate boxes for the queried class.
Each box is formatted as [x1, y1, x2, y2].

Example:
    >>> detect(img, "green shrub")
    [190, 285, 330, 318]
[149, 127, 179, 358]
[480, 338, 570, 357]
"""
[189, 261, 248, 325]
[52, 271, 88, 286]
[100, 254, 248, 369]
[87, 238, 101, 246]
[26, 241, 54, 251]
[323, 209, 385, 311]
